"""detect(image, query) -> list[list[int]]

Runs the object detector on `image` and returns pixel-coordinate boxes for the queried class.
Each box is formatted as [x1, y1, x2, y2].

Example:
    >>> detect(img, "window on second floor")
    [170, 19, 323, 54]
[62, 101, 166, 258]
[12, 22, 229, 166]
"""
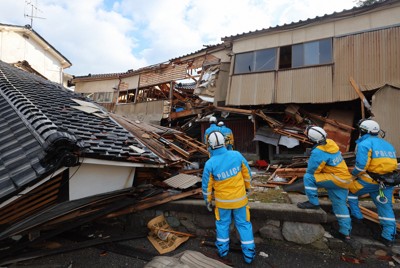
[234, 47, 277, 74]
[234, 38, 333, 73]
[292, 38, 332, 68]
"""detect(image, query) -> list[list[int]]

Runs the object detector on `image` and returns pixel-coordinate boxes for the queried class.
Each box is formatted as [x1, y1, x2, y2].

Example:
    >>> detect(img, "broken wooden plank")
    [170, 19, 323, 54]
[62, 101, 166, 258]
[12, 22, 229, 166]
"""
[349, 77, 374, 117]
[150, 131, 191, 158]
[173, 134, 208, 156]
[301, 110, 355, 131]
[359, 205, 400, 231]
[215, 106, 253, 115]
[105, 188, 202, 218]
[255, 110, 283, 128]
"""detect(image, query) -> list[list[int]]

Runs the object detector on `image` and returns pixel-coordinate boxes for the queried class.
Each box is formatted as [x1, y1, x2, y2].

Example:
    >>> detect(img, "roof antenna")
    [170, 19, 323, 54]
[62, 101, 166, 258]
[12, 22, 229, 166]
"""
[24, 0, 46, 29]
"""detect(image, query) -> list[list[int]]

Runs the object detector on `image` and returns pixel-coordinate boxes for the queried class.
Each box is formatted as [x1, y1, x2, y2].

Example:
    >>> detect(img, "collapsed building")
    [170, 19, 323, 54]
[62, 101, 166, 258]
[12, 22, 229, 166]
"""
[71, 0, 400, 163]
[2, 0, 400, 264]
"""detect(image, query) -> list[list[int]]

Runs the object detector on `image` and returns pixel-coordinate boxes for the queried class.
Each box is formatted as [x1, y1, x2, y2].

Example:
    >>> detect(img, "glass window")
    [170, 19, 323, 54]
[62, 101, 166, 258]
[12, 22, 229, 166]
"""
[234, 52, 254, 74]
[292, 44, 303, 67]
[292, 38, 332, 68]
[234, 48, 277, 74]
[255, 48, 276, 72]
[319, 39, 332, 64]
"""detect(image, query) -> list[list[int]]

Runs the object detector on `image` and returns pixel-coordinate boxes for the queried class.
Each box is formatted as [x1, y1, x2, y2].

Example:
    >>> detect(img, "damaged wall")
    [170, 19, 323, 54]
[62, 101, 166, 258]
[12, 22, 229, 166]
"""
[139, 64, 187, 87]
[371, 85, 400, 153]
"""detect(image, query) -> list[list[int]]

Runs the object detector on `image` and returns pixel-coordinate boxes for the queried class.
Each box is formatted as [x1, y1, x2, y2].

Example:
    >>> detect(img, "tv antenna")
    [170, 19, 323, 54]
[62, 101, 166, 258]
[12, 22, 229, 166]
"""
[24, 0, 45, 28]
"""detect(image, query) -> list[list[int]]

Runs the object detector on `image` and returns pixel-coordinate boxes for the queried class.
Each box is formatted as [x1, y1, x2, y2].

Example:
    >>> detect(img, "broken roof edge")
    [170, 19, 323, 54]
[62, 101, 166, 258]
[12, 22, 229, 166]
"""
[79, 157, 165, 168]
[0, 167, 69, 209]
[70, 44, 228, 82]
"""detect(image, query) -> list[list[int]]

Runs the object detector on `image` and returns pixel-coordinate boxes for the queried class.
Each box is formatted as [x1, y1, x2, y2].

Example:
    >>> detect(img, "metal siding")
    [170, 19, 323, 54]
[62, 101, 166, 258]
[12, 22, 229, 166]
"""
[333, 27, 400, 101]
[227, 73, 275, 105]
[276, 66, 333, 103]
[371, 86, 400, 154]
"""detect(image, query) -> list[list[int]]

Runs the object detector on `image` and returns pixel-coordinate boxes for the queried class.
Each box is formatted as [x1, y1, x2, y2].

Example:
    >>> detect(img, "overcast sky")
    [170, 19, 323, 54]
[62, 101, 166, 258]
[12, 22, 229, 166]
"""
[1, 0, 357, 76]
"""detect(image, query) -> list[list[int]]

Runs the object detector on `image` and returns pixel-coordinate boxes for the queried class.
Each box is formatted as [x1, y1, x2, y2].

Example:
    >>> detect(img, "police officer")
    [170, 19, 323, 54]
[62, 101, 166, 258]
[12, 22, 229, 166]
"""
[217, 121, 234, 150]
[297, 126, 353, 242]
[202, 131, 255, 264]
[204, 116, 219, 144]
[348, 119, 398, 247]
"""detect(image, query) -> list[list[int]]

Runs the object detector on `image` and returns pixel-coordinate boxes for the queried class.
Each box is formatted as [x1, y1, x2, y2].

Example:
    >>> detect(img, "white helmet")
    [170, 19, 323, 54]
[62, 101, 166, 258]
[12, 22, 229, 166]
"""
[217, 121, 224, 127]
[359, 119, 380, 135]
[209, 116, 217, 124]
[306, 126, 327, 144]
[208, 131, 225, 150]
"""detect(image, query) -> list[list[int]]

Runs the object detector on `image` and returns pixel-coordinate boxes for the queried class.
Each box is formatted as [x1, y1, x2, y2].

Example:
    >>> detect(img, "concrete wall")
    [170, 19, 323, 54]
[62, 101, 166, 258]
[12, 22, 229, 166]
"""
[0, 28, 66, 83]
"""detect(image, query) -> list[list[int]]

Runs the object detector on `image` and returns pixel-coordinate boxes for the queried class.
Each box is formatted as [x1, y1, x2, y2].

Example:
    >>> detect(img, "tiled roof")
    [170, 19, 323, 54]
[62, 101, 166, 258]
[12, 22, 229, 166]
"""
[0, 60, 161, 202]
[175, 82, 197, 90]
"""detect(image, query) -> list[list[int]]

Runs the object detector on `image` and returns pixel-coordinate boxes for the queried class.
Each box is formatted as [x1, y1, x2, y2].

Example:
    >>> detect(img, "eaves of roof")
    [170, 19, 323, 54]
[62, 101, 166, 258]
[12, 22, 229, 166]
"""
[169, 43, 228, 63]
[0, 60, 162, 202]
[71, 72, 126, 82]
[221, 0, 398, 42]
[71, 43, 228, 82]
[0, 23, 72, 68]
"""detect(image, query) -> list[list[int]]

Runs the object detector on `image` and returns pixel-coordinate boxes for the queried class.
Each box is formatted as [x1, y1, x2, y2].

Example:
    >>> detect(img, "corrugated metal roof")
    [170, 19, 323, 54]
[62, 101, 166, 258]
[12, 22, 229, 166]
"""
[221, 0, 398, 42]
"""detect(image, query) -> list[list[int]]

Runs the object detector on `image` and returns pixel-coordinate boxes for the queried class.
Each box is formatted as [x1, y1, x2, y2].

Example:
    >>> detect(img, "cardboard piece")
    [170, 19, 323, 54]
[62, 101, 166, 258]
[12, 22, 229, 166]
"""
[147, 214, 189, 254]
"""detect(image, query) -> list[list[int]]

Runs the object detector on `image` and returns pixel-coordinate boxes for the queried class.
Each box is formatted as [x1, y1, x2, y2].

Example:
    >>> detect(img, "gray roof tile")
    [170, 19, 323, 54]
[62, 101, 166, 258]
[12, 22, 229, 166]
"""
[0, 60, 161, 202]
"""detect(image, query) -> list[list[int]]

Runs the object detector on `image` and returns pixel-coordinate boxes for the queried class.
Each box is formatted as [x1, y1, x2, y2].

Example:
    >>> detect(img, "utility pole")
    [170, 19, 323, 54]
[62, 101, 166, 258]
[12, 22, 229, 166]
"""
[24, 0, 45, 28]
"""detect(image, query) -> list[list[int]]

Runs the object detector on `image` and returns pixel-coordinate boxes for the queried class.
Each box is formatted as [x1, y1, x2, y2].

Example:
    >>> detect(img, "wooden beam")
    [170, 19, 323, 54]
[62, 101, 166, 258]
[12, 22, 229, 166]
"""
[302, 111, 355, 131]
[106, 188, 202, 218]
[214, 106, 253, 115]
[349, 77, 374, 117]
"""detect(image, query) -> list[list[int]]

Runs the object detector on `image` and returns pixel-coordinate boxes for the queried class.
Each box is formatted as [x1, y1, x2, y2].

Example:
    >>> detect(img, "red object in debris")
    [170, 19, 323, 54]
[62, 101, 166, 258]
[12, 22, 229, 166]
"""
[255, 160, 269, 170]
[340, 255, 363, 264]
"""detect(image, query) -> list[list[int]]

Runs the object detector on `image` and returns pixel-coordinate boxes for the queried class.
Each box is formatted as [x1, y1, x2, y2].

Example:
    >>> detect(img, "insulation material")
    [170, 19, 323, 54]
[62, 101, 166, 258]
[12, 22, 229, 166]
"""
[194, 65, 220, 101]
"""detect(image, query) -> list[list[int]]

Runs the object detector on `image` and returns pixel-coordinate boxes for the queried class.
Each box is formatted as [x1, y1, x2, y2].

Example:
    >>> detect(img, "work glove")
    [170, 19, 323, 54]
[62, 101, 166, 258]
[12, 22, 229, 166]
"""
[205, 201, 213, 212]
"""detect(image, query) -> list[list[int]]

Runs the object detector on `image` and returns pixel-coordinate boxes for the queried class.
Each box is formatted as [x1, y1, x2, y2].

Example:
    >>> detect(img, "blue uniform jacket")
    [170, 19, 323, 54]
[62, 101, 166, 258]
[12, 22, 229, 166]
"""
[306, 139, 352, 188]
[202, 147, 251, 209]
[352, 134, 397, 177]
